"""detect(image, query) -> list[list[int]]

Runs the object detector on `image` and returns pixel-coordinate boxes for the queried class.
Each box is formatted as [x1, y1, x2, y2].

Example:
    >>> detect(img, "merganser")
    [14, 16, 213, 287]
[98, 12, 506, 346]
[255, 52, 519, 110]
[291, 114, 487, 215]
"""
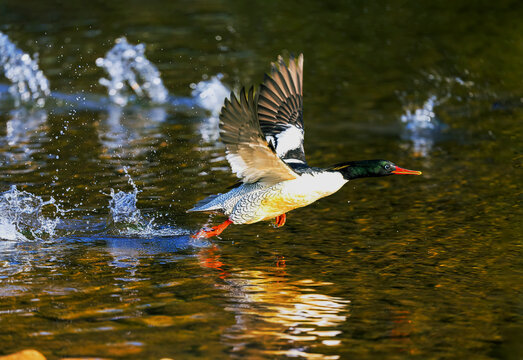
[189, 54, 421, 238]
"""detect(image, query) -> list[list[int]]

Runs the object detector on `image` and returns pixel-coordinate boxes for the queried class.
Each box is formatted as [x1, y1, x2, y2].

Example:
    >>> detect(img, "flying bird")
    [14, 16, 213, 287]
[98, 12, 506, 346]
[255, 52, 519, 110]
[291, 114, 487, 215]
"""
[189, 54, 421, 238]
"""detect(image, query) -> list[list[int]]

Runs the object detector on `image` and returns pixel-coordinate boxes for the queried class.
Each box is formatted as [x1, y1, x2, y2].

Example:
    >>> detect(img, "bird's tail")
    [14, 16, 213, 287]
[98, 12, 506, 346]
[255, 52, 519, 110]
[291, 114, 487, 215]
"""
[187, 194, 223, 213]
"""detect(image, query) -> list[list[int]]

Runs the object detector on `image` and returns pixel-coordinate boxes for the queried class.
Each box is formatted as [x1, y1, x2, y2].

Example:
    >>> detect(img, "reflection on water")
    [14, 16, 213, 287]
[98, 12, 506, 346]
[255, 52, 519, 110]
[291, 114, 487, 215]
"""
[225, 275, 348, 360]
[97, 104, 167, 160]
[2, 108, 48, 164]
[199, 247, 349, 359]
[0, 0, 521, 358]
[6, 108, 47, 147]
[104, 235, 205, 272]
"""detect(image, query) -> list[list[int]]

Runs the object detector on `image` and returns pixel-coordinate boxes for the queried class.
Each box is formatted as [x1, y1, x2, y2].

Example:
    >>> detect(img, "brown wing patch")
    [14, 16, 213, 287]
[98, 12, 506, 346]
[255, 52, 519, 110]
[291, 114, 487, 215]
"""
[219, 87, 298, 185]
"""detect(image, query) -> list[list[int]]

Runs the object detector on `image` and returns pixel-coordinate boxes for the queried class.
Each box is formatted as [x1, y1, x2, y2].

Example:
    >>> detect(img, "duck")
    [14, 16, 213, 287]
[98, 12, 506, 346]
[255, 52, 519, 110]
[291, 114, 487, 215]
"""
[189, 54, 421, 238]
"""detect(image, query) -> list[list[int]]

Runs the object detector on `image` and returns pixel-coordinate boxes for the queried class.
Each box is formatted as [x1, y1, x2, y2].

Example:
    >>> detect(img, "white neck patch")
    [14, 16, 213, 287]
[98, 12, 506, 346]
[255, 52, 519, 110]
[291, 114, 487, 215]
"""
[275, 126, 304, 158]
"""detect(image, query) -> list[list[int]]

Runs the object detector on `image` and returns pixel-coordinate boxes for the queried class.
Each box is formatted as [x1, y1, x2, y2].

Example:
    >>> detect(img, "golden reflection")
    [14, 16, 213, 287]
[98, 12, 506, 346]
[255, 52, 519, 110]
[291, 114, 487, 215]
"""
[198, 247, 350, 359]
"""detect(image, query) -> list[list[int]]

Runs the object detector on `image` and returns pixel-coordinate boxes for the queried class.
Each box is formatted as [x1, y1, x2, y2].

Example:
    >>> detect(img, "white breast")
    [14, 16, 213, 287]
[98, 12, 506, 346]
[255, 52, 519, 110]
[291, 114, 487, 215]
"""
[281, 171, 348, 202]
[228, 171, 347, 224]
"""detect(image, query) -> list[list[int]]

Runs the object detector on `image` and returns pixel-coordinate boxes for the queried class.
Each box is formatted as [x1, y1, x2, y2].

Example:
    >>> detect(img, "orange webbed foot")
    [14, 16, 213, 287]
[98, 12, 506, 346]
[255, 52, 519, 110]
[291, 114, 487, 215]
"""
[274, 214, 286, 228]
[193, 219, 233, 239]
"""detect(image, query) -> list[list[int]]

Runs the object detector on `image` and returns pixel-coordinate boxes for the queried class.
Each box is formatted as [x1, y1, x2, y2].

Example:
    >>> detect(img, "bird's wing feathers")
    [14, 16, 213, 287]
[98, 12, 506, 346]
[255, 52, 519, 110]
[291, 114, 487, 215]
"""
[219, 87, 298, 185]
[258, 54, 306, 164]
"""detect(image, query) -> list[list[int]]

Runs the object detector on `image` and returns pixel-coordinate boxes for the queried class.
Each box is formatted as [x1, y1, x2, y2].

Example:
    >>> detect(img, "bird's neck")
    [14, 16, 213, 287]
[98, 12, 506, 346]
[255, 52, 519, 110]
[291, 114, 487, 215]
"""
[327, 160, 387, 180]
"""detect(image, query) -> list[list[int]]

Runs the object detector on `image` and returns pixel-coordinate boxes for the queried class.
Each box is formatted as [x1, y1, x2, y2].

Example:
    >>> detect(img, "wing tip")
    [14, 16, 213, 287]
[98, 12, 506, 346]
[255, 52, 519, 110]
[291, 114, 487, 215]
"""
[273, 53, 304, 70]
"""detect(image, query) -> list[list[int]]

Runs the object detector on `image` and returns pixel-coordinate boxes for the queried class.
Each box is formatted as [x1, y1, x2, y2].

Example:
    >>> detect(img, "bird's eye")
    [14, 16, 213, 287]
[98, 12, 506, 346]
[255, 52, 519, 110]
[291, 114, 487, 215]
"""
[384, 164, 391, 170]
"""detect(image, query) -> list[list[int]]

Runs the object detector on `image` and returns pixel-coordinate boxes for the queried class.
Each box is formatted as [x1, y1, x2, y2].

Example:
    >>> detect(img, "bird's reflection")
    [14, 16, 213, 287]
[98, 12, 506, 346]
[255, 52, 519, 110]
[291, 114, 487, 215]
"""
[198, 245, 350, 359]
[388, 308, 418, 355]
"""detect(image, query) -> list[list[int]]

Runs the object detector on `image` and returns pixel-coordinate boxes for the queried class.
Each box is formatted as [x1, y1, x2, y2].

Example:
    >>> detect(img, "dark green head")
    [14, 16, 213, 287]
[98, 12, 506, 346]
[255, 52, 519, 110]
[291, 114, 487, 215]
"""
[328, 160, 422, 180]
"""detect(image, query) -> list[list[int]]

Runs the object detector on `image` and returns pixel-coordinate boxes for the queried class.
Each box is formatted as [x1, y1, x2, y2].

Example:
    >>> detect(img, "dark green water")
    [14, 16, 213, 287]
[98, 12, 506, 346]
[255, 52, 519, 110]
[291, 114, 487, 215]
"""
[0, 0, 522, 359]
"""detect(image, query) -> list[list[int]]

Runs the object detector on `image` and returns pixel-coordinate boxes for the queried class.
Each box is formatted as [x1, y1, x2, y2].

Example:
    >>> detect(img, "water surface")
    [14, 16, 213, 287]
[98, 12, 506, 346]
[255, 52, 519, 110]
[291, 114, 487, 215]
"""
[0, 0, 521, 359]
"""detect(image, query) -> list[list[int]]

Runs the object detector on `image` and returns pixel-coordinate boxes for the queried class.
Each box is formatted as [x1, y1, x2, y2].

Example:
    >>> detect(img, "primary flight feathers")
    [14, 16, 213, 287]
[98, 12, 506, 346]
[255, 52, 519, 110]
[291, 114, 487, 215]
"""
[258, 54, 306, 164]
[219, 54, 307, 186]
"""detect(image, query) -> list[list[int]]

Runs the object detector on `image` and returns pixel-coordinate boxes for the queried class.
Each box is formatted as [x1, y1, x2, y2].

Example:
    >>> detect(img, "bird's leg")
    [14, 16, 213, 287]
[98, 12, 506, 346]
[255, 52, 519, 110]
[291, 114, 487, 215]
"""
[276, 255, 286, 268]
[274, 213, 286, 227]
[193, 219, 233, 239]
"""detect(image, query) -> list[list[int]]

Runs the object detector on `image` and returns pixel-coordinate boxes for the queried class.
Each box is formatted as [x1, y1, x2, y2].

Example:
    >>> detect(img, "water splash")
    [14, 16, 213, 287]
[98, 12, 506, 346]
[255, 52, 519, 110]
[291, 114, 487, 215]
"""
[401, 96, 439, 132]
[400, 96, 445, 157]
[108, 168, 142, 226]
[190, 74, 229, 141]
[108, 189, 143, 226]
[0, 186, 61, 241]
[0, 32, 50, 106]
[107, 169, 188, 237]
[191, 74, 229, 113]
[96, 37, 168, 106]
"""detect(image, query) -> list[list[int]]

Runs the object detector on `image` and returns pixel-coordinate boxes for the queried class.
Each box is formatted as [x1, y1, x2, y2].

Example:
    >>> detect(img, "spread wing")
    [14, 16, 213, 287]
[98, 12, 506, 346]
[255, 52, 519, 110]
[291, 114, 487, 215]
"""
[219, 87, 298, 185]
[258, 54, 306, 165]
